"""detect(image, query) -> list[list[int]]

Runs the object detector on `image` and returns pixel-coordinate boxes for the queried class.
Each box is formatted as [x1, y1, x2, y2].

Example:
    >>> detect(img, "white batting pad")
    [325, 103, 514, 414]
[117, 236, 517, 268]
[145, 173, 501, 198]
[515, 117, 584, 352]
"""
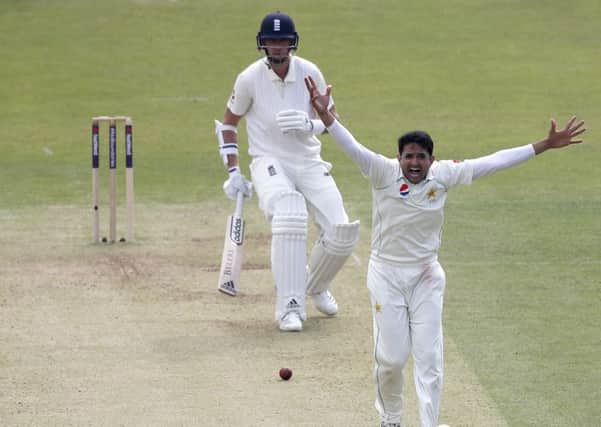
[306, 220, 360, 295]
[271, 191, 308, 321]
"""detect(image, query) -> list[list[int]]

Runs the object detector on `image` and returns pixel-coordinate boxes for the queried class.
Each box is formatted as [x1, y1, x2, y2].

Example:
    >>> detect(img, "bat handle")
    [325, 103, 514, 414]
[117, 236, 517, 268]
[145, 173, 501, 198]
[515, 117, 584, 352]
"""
[234, 191, 245, 217]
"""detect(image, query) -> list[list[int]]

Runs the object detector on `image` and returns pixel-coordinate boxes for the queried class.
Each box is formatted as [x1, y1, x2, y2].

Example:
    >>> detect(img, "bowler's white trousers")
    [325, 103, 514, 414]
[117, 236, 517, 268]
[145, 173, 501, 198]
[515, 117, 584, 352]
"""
[368, 257, 445, 427]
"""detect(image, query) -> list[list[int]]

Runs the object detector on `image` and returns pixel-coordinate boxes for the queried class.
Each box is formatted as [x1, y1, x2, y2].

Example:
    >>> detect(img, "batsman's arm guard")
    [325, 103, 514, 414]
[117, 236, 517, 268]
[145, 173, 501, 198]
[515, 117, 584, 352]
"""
[214, 119, 239, 166]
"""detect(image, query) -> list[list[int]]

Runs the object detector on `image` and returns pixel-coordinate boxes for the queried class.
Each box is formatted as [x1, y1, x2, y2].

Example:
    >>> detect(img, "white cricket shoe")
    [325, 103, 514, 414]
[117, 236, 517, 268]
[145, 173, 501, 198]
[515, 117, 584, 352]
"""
[279, 312, 303, 332]
[312, 290, 338, 316]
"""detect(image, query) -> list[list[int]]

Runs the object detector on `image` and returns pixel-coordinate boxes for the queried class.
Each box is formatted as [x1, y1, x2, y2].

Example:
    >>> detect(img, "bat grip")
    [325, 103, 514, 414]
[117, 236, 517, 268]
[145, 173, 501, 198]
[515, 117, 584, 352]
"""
[234, 191, 245, 217]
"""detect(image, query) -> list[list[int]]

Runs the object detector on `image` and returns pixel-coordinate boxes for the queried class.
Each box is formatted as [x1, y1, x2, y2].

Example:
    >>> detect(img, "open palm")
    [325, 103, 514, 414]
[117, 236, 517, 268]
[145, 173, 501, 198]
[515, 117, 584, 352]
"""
[548, 116, 586, 148]
[305, 76, 331, 114]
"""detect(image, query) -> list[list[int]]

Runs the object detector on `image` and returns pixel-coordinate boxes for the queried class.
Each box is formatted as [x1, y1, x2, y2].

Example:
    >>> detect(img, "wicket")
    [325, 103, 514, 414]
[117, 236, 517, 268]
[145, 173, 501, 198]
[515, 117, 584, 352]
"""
[91, 116, 135, 243]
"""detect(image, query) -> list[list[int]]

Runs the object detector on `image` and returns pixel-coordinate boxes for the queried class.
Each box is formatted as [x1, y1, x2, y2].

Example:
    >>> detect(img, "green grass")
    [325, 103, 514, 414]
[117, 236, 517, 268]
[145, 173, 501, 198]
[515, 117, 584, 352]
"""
[443, 193, 600, 425]
[1, 0, 600, 425]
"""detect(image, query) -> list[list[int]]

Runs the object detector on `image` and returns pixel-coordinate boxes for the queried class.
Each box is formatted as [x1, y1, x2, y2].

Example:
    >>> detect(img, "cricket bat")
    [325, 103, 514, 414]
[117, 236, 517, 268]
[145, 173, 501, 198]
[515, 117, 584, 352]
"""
[217, 191, 245, 296]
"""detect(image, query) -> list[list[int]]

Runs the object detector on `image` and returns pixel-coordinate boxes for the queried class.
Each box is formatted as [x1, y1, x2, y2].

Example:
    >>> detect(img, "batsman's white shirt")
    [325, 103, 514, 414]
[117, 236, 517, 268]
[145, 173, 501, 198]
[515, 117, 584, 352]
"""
[227, 56, 332, 160]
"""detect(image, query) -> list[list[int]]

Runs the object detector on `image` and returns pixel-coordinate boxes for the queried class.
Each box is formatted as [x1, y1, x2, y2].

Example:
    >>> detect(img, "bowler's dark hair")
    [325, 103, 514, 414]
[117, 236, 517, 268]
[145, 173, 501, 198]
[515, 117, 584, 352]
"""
[398, 131, 434, 156]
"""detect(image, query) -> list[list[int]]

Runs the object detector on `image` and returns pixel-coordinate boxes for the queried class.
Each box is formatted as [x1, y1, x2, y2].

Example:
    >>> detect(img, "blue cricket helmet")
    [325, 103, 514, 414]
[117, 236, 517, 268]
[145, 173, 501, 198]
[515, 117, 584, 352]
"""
[256, 12, 299, 50]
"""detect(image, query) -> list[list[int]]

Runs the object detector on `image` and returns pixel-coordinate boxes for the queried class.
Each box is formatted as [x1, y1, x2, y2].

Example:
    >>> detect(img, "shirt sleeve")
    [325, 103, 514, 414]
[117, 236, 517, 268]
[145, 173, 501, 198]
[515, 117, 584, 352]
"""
[466, 144, 535, 180]
[226, 72, 252, 116]
[326, 120, 380, 177]
[434, 160, 474, 188]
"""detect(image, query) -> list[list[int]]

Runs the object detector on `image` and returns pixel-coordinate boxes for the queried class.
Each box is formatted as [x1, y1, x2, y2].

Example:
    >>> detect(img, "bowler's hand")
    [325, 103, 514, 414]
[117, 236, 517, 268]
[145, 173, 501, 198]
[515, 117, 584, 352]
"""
[534, 116, 586, 154]
[547, 116, 586, 148]
[304, 76, 335, 127]
[223, 168, 252, 200]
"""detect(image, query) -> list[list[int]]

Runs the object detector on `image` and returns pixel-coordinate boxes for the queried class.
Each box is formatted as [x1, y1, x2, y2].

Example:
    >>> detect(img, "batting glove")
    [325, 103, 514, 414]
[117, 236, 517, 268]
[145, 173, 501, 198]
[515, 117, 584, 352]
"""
[223, 167, 252, 201]
[276, 109, 325, 136]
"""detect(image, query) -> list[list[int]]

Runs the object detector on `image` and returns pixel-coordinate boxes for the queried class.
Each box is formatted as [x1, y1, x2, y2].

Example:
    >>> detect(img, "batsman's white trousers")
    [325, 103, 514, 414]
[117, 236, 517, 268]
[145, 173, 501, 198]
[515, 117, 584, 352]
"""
[249, 156, 348, 231]
[368, 258, 445, 427]
[250, 156, 349, 319]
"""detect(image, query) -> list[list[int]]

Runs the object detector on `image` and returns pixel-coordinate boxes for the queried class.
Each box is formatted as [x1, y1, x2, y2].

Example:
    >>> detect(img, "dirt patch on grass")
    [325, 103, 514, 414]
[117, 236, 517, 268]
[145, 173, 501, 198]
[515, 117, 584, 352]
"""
[0, 203, 507, 426]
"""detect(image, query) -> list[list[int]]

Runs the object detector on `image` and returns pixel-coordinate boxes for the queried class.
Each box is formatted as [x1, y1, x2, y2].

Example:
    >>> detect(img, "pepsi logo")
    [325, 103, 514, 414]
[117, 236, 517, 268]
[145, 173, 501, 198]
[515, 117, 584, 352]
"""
[399, 183, 410, 197]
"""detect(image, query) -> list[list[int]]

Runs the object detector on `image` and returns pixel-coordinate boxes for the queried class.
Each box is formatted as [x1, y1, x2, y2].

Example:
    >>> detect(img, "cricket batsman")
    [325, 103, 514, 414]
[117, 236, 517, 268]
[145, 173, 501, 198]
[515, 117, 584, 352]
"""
[215, 12, 360, 332]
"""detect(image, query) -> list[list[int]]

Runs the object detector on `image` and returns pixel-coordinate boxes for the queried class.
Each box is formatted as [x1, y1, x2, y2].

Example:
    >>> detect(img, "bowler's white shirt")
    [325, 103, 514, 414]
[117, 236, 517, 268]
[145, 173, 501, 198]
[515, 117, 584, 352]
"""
[368, 156, 473, 265]
[227, 56, 332, 160]
[326, 120, 535, 266]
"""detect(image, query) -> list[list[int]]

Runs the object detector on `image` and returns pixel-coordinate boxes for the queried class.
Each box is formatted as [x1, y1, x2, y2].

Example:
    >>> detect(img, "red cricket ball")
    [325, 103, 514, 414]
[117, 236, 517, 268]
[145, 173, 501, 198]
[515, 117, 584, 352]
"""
[279, 367, 293, 381]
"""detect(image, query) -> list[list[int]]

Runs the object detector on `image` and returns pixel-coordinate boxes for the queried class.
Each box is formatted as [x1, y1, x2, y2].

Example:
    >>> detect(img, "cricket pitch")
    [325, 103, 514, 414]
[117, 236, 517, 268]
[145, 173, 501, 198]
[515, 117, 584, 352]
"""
[0, 202, 507, 426]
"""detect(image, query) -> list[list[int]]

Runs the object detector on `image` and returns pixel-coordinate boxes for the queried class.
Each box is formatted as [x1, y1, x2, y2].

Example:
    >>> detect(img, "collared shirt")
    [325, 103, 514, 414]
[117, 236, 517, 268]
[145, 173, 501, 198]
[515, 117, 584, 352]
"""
[368, 156, 474, 265]
[227, 55, 333, 159]
[325, 120, 535, 266]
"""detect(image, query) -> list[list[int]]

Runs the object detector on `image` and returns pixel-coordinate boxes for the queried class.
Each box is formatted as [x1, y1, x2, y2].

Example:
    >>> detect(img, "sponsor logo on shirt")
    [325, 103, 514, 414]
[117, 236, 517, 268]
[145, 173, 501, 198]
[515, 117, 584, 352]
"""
[399, 183, 410, 198]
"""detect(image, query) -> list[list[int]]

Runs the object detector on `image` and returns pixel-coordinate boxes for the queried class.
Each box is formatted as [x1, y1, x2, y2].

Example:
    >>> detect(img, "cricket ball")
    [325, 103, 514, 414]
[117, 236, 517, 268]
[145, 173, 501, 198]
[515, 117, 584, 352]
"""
[279, 367, 293, 381]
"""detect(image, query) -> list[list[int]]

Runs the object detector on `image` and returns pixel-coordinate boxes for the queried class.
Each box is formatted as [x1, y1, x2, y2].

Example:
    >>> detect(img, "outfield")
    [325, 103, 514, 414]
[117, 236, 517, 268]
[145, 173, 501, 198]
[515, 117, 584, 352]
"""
[1, 1, 599, 426]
